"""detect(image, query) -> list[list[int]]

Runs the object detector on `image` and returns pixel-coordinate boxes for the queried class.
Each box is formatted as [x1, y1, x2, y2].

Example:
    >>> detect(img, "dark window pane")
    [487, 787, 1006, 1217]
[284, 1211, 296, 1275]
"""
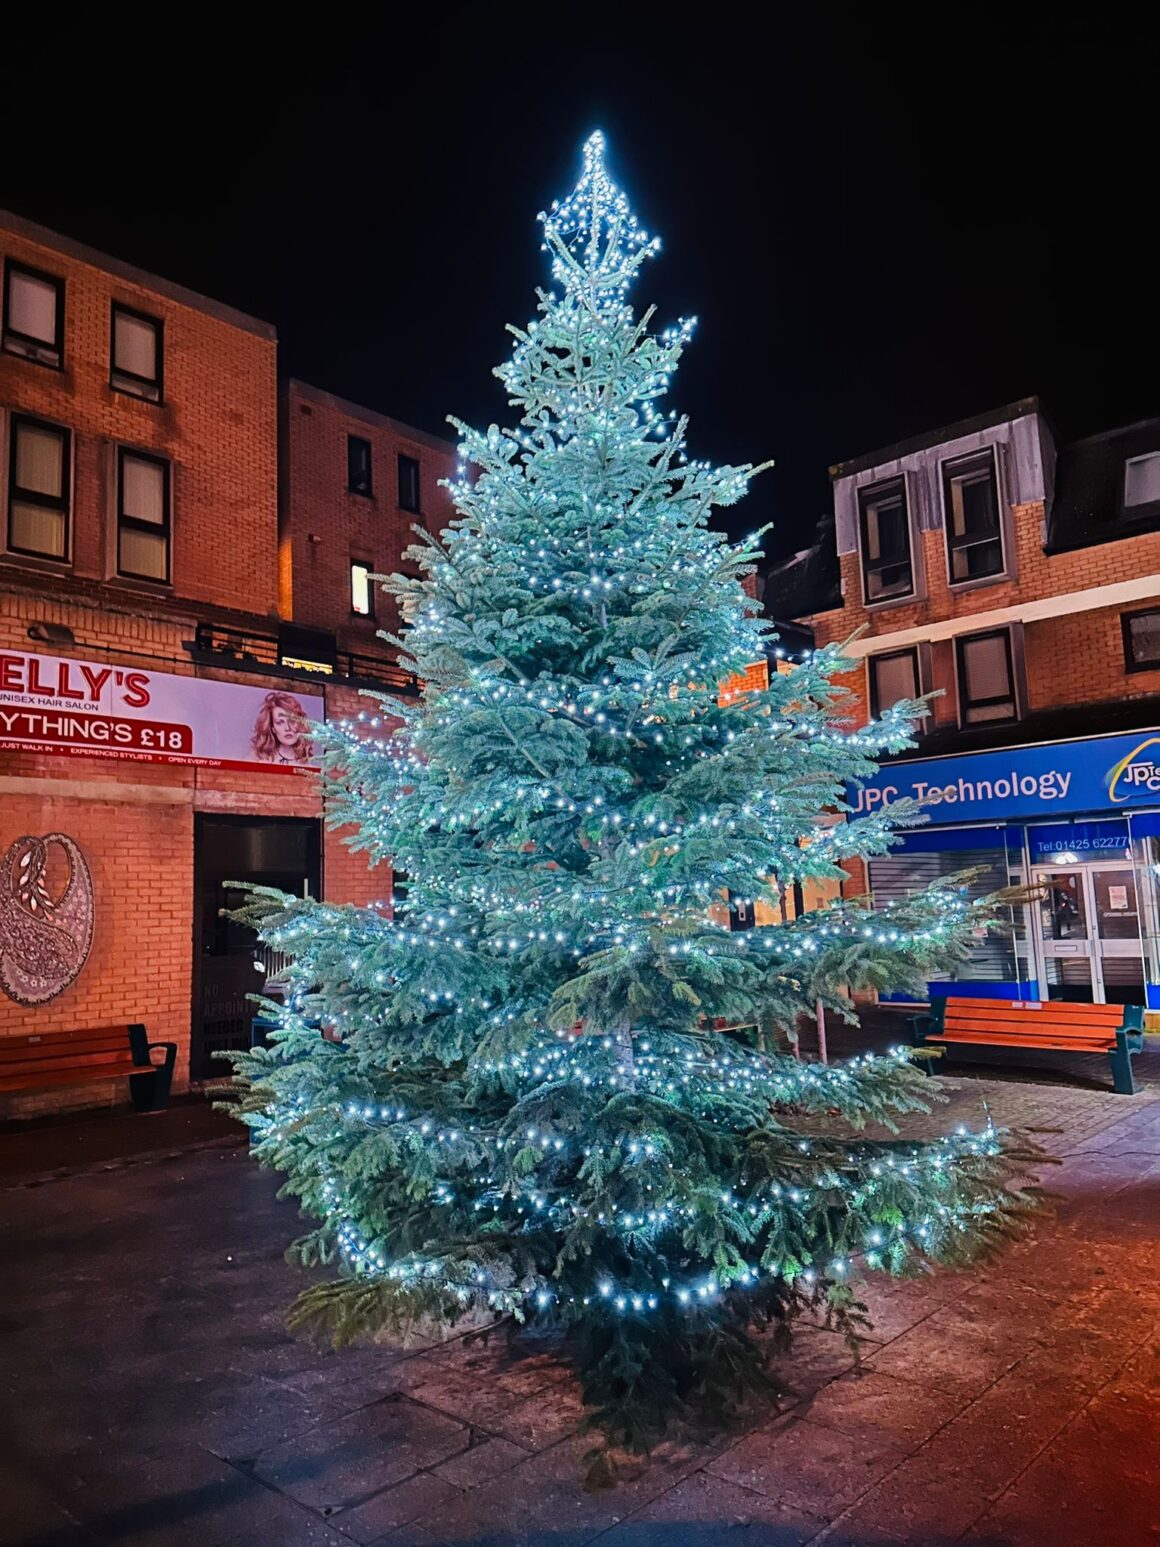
[348, 436, 373, 496]
[398, 454, 420, 512]
[859, 480, 912, 602]
[1126, 610, 1160, 668]
[945, 453, 1004, 583]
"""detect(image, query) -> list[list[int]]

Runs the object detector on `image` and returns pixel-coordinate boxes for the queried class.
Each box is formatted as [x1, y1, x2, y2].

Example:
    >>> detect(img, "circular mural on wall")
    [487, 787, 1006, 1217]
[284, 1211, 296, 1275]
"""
[0, 834, 95, 1006]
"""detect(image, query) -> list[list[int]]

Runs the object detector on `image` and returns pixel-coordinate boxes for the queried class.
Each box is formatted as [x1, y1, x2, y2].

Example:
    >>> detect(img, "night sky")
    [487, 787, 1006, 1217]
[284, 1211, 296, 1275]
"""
[3, 17, 1153, 559]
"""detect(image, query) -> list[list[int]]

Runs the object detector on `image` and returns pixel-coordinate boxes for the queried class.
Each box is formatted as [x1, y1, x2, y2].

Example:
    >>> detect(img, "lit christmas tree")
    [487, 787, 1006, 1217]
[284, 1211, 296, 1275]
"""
[230, 133, 1042, 1463]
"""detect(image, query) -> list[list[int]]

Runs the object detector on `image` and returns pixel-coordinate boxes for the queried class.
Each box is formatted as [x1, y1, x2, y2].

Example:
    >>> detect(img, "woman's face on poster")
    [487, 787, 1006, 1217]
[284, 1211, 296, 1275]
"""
[272, 706, 299, 748]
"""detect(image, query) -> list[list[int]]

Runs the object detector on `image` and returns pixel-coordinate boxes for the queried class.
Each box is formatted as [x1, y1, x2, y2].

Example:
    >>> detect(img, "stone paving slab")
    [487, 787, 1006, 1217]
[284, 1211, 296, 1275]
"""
[1, 1073, 1158, 1546]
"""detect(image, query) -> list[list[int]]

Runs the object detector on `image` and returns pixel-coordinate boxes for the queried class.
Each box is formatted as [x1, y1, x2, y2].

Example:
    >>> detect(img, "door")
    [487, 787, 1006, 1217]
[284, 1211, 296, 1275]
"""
[191, 816, 320, 1080]
[1035, 868, 1095, 1001]
[1033, 864, 1145, 1005]
[1089, 864, 1146, 1006]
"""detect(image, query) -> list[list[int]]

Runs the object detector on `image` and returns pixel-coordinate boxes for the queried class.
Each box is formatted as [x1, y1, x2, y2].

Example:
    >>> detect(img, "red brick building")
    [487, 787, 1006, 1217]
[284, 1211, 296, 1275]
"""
[279, 378, 456, 653]
[0, 212, 452, 1111]
[771, 398, 1160, 1007]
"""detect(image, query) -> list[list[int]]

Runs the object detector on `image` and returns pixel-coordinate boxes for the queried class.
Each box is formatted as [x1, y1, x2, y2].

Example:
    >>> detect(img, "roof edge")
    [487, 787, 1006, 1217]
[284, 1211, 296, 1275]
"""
[284, 378, 458, 455]
[0, 209, 276, 341]
[829, 397, 1042, 481]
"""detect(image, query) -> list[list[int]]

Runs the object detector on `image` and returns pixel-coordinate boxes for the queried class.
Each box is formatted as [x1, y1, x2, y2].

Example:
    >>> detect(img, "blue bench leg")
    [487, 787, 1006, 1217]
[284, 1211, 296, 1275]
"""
[1108, 1032, 1136, 1096]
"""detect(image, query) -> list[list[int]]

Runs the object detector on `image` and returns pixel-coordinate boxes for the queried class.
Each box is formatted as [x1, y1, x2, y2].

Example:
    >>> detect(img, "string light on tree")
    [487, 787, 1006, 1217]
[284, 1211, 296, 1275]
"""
[228, 131, 1045, 1470]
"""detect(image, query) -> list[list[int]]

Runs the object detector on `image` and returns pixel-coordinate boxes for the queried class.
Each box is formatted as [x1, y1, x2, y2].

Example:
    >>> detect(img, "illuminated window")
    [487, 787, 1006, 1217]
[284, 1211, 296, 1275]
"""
[943, 449, 1004, 583]
[398, 453, 420, 513]
[3, 261, 64, 367]
[348, 436, 373, 496]
[111, 304, 162, 401]
[7, 415, 70, 559]
[351, 561, 373, 616]
[858, 478, 913, 602]
[117, 448, 171, 582]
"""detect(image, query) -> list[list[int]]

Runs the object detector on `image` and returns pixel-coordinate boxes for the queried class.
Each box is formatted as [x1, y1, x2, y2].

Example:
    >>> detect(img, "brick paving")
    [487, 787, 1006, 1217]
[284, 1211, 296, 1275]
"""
[2, 1064, 1158, 1546]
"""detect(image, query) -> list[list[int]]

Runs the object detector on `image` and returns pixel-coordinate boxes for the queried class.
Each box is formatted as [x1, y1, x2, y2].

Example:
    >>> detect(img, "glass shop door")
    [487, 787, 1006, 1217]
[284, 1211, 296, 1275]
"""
[1033, 865, 1145, 1004]
[1088, 865, 1146, 1006]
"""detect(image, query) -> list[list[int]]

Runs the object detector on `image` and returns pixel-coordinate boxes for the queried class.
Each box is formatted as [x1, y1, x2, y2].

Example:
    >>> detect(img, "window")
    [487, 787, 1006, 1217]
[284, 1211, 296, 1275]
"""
[957, 628, 1017, 725]
[7, 415, 70, 559]
[398, 453, 420, 512]
[868, 647, 921, 718]
[3, 261, 64, 367]
[1123, 608, 1160, 672]
[117, 448, 171, 582]
[858, 478, 912, 602]
[348, 435, 373, 496]
[943, 449, 1004, 583]
[351, 561, 374, 616]
[111, 304, 162, 401]
[1124, 452, 1160, 510]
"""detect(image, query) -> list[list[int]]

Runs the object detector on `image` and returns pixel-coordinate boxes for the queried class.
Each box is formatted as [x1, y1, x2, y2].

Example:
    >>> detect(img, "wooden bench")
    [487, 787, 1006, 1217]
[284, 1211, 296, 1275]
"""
[910, 996, 1145, 1095]
[0, 1024, 177, 1112]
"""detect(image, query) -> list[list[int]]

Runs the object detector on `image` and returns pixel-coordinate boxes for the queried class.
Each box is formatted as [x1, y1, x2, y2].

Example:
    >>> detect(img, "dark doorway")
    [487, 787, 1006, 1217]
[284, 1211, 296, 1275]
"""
[192, 815, 320, 1080]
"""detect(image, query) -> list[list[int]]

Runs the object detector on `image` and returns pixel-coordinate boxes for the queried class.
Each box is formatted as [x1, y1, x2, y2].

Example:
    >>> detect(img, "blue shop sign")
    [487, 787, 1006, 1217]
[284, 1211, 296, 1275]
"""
[848, 727, 1160, 824]
[1026, 820, 1131, 864]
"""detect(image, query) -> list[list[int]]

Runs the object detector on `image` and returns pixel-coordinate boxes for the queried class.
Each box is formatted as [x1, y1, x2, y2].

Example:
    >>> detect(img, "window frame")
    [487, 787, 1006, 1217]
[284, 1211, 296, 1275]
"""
[115, 445, 172, 585]
[110, 302, 164, 403]
[2, 259, 65, 368]
[1122, 451, 1160, 515]
[867, 645, 923, 720]
[347, 435, 373, 497]
[941, 445, 1007, 588]
[6, 412, 72, 562]
[955, 626, 1019, 727]
[397, 452, 421, 514]
[857, 475, 914, 606]
[1121, 607, 1160, 673]
[350, 559, 375, 618]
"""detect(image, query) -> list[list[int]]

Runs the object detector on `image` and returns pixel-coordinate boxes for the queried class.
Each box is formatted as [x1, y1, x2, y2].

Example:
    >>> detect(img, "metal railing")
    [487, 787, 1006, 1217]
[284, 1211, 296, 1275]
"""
[190, 623, 420, 695]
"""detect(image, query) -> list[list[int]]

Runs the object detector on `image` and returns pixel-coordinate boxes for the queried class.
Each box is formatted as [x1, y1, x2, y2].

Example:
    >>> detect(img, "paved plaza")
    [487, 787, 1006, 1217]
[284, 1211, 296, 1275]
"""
[2, 1061, 1158, 1546]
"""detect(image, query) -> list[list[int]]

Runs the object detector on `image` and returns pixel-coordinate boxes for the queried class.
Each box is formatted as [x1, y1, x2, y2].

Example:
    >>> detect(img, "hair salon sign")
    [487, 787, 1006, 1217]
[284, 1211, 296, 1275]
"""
[0, 650, 324, 774]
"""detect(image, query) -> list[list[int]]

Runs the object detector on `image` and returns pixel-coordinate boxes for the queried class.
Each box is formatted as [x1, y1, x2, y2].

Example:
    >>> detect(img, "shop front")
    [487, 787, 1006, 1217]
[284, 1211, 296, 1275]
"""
[850, 728, 1160, 1007]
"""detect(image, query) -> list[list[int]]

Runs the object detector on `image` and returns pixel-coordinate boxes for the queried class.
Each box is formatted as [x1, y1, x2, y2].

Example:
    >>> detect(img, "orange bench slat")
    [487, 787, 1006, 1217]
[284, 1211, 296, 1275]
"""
[931, 1032, 1115, 1052]
[0, 1038, 133, 1065]
[0, 1061, 147, 1091]
[941, 998, 1124, 1025]
[942, 1018, 1114, 1046]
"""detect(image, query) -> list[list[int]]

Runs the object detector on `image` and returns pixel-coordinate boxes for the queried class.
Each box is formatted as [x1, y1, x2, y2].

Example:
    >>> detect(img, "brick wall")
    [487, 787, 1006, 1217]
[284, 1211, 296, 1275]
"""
[280, 380, 456, 652]
[0, 619, 390, 1112]
[0, 215, 279, 619]
[810, 504, 1160, 728]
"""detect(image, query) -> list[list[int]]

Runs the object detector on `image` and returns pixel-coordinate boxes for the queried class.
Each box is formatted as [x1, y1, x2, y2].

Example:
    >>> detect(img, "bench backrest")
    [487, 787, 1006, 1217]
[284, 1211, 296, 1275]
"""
[938, 996, 1137, 1045]
[0, 1026, 133, 1078]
